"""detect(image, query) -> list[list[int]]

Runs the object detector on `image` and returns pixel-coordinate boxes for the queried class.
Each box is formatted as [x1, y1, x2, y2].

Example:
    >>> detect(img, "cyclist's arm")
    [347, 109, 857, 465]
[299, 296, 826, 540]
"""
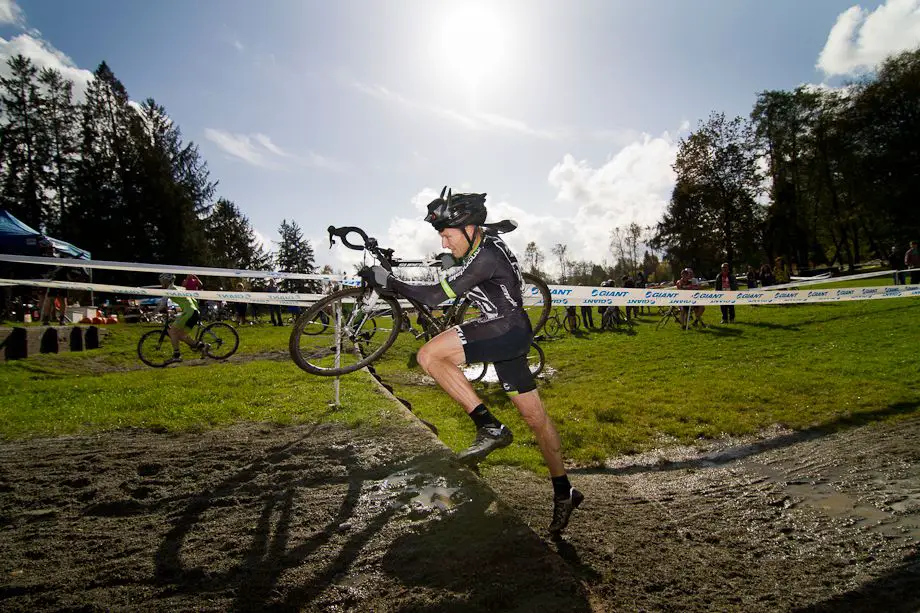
[389, 249, 493, 307]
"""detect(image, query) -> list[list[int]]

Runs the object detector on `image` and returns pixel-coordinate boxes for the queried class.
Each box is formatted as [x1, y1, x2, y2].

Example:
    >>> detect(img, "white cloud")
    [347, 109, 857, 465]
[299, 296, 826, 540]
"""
[252, 229, 270, 255]
[0, 0, 23, 25]
[204, 128, 341, 171]
[350, 80, 564, 139]
[818, 0, 920, 76]
[0, 33, 94, 99]
[362, 128, 682, 278]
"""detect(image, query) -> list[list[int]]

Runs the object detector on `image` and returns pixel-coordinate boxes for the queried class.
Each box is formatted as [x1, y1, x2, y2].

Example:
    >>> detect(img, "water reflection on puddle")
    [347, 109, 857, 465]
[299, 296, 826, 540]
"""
[368, 469, 469, 513]
[748, 461, 920, 539]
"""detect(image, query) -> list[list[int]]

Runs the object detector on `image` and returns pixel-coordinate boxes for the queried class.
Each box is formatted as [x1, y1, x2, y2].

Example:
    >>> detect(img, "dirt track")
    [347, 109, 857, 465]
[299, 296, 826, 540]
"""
[1, 403, 918, 611]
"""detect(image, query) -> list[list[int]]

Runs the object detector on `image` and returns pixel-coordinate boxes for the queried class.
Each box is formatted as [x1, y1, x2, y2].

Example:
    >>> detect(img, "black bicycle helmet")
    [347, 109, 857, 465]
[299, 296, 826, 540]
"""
[425, 186, 487, 231]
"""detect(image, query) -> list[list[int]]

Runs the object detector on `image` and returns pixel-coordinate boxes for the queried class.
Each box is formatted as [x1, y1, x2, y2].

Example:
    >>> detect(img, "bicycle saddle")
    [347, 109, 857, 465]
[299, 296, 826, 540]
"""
[483, 219, 517, 235]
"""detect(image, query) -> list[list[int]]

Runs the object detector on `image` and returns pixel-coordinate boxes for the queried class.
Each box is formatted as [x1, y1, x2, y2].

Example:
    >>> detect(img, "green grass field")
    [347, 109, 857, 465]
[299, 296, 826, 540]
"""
[2, 278, 918, 475]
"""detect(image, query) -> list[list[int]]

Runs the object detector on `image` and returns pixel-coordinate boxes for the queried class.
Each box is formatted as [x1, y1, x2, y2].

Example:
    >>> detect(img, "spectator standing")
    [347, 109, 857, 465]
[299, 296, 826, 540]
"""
[675, 268, 706, 328]
[622, 274, 637, 320]
[267, 278, 283, 326]
[905, 240, 920, 284]
[182, 274, 202, 291]
[759, 264, 775, 287]
[234, 281, 249, 325]
[887, 245, 902, 285]
[635, 271, 648, 315]
[746, 265, 758, 289]
[714, 262, 738, 324]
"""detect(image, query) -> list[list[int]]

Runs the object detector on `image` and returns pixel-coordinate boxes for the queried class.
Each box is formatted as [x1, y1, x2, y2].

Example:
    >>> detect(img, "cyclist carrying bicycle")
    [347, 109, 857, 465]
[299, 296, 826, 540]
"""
[359, 187, 583, 535]
[157, 272, 207, 365]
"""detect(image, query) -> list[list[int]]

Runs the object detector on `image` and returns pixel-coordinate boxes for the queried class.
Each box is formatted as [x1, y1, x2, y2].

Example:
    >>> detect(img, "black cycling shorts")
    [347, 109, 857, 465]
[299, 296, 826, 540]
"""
[182, 310, 201, 329]
[456, 317, 536, 395]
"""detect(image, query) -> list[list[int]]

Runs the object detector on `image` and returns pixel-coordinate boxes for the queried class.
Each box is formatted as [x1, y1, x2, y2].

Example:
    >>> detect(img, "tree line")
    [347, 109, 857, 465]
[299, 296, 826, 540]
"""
[0, 58, 316, 292]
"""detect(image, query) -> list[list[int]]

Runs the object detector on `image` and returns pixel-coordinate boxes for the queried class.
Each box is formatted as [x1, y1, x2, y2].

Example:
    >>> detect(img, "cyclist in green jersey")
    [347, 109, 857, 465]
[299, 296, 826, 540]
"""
[157, 272, 206, 364]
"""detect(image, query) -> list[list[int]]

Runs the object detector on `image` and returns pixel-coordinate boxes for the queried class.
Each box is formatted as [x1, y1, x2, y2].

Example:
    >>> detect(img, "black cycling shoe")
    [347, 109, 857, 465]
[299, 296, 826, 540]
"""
[549, 487, 584, 535]
[457, 424, 513, 466]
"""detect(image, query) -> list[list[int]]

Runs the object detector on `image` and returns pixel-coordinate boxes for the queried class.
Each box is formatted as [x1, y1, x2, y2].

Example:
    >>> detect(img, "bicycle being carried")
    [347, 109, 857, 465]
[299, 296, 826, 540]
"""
[288, 223, 552, 378]
[137, 312, 240, 367]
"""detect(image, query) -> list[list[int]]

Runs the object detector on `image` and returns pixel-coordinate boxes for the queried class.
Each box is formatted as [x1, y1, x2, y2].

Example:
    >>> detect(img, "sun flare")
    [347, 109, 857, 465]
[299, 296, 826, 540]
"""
[438, 5, 507, 90]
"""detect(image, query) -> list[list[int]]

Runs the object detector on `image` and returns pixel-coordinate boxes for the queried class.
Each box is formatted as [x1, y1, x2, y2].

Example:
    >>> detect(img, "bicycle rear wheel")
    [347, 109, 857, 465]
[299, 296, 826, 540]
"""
[137, 329, 172, 367]
[522, 273, 552, 336]
[201, 322, 240, 359]
[465, 361, 488, 382]
[289, 287, 402, 376]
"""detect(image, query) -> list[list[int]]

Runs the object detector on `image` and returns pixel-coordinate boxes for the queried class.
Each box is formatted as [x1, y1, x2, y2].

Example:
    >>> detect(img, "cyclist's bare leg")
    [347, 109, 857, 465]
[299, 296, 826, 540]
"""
[510, 390, 565, 477]
[415, 328, 481, 413]
[167, 326, 198, 353]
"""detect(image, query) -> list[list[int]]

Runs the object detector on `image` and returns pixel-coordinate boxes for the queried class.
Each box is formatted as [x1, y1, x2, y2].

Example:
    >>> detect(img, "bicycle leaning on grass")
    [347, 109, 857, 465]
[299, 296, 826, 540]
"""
[288, 223, 552, 377]
[137, 314, 240, 367]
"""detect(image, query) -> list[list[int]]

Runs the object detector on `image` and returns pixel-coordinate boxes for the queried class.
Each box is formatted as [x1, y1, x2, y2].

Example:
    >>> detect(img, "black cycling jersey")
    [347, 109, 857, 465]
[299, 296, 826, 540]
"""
[389, 232, 528, 326]
[389, 231, 536, 394]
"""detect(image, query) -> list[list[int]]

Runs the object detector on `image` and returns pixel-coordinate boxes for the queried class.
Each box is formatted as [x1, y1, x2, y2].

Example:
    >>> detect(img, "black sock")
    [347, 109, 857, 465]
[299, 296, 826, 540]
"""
[469, 404, 501, 429]
[551, 475, 572, 499]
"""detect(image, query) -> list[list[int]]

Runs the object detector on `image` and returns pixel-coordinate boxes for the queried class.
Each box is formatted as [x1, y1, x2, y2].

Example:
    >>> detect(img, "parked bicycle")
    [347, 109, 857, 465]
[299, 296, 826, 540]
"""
[543, 306, 581, 337]
[137, 315, 240, 367]
[288, 224, 552, 376]
[656, 305, 704, 330]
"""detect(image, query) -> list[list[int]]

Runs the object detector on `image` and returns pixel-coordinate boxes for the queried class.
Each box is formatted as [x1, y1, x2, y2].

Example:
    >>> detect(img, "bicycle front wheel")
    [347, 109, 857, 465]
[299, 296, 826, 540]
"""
[522, 273, 552, 336]
[201, 322, 240, 359]
[137, 329, 172, 367]
[527, 341, 545, 377]
[289, 288, 402, 376]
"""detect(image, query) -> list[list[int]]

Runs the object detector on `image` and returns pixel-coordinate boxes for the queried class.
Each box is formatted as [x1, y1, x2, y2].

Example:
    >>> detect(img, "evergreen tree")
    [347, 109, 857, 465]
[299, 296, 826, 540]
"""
[274, 219, 316, 292]
[36, 67, 78, 236]
[70, 62, 143, 263]
[0, 55, 48, 229]
[205, 198, 268, 271]
[132, 98, 214, 266]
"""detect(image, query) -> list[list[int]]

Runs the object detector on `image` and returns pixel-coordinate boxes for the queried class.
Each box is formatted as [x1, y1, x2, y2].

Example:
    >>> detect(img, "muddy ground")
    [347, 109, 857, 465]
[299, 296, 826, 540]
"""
[1, 397, 918, 612]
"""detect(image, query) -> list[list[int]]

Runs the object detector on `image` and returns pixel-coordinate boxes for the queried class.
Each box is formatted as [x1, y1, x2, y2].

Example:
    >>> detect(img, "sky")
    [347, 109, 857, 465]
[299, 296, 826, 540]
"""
[2, 0, 920, 275]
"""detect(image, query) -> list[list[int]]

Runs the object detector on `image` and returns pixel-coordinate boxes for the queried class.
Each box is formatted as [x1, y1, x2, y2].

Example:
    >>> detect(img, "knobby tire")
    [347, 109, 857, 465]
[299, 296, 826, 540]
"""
[289, 287, 402, 376]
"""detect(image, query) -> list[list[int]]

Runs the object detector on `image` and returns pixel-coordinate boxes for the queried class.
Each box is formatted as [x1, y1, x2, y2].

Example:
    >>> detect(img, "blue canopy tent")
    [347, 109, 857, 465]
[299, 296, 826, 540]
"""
[0, 208, 91, 259]
[0, 209, 93, 319]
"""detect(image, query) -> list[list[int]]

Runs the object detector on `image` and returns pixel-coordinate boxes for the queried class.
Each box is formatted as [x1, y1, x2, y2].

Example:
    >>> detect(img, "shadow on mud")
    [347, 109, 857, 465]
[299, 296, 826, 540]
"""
[152, 429, 591, 611]
[793, 551, 920, 613]
[576, 401, 920, 476]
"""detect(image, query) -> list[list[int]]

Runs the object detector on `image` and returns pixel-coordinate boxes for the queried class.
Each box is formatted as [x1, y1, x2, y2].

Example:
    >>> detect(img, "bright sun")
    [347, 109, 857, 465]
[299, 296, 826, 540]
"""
[438, 5, 507, 91]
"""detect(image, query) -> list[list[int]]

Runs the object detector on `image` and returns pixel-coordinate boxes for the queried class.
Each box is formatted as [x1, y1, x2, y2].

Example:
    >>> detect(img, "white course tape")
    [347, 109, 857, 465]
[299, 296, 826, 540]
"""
[3, 279, 324, 306]
[4, 277, 918, 308]
[0, 254, 344, 282]
[538, 282, 919, 306]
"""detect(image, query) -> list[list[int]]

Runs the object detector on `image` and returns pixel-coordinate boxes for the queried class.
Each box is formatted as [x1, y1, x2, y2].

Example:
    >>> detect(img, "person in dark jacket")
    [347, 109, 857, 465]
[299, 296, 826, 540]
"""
[714, 262, 738, 324]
